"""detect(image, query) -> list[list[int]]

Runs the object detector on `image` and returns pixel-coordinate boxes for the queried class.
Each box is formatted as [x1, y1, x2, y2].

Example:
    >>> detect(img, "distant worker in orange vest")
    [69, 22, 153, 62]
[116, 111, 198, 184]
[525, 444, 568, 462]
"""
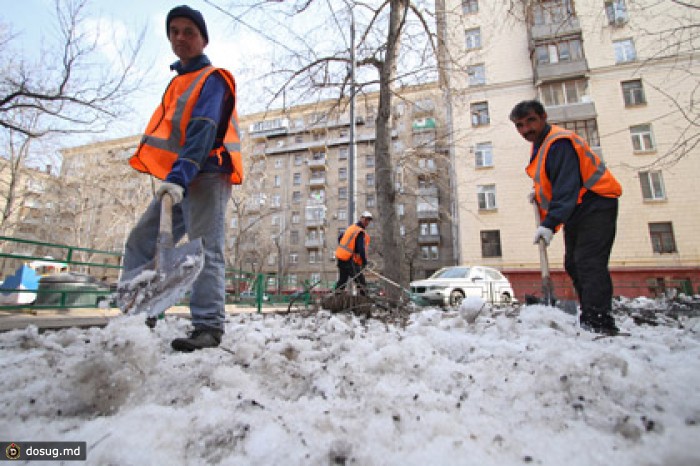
[335, 211, 373, 296]
[510, 100, 622, 336]
[122, 5, 243, 352]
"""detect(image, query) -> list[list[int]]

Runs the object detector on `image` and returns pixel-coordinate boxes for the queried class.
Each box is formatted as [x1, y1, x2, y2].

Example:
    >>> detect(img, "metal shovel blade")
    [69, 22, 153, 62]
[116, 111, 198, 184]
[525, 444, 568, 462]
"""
[116, 193, 204, 317]
[116, 238, 204, 317]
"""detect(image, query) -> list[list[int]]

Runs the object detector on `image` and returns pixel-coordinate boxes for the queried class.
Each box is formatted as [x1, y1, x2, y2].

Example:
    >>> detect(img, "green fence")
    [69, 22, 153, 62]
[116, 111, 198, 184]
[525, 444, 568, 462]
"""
[0, 236, 335, 312]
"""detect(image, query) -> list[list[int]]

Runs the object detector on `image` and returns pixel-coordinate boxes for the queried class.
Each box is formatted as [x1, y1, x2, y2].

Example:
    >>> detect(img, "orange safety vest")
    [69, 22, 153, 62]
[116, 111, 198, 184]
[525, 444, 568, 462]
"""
[335, 224, 370, 265]
[526, 125, 622, 229]
[129, 66, 244, 184]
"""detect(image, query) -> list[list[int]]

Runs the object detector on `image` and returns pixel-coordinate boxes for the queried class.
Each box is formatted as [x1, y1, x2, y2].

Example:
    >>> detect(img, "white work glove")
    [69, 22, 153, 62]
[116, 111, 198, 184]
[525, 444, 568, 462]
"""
[533, 226, 553, 246]
[156, 182, 184, 204]
[527, 189, 536, 204]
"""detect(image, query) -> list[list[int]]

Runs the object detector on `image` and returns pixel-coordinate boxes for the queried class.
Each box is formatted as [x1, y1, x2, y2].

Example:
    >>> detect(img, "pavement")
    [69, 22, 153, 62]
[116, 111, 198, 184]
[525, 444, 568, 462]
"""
[0, 304, 292, 332]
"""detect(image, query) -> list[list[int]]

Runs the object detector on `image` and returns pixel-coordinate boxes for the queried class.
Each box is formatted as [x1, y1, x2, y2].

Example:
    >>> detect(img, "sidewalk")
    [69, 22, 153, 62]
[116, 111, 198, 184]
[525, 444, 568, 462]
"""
[0, 304, 290, 332]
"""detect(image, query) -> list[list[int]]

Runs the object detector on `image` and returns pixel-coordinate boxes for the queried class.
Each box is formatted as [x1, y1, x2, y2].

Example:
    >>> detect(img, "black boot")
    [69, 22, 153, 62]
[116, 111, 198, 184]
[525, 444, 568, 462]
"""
[171, 328, 223, 352]
[580, 308, 619, 336]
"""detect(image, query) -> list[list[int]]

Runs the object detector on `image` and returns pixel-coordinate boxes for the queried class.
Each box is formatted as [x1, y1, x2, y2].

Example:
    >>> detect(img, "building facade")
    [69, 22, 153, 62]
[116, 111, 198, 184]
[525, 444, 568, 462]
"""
[437, 0, 700, 298]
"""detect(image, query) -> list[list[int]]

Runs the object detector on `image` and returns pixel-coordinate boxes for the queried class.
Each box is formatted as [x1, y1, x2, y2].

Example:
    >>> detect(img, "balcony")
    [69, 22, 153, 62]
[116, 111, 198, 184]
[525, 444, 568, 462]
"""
[417, 209, 439, 220]
[535, 58, 589, 84]
[305, 217, 325, 228]
[545, 101, 597, 122]
[417, 186, 439, 197]
[418, 234, 441, 244]
[308, 156, 327, 169]
[530, 17, 581, 41]
[305, 238, 324, 249]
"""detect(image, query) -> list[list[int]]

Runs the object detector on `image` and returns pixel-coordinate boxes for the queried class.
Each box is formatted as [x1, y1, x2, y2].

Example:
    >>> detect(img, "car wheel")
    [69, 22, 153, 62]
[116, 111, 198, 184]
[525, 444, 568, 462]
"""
[449, 290, 465, 307]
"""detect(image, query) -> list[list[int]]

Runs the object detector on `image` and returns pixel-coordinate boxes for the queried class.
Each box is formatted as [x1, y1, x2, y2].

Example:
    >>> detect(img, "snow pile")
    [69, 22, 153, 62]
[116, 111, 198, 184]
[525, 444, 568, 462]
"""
[1, 302, 699, 465]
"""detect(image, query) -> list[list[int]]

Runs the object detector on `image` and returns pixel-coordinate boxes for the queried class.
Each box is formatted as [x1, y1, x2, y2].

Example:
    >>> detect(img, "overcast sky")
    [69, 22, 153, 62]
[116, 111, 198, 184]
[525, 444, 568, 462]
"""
[5, 0, 276, 140]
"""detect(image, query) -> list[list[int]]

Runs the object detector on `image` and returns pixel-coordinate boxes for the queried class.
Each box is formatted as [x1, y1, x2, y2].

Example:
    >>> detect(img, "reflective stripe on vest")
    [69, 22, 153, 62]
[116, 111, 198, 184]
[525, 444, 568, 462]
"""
[130, 66, 244, 184]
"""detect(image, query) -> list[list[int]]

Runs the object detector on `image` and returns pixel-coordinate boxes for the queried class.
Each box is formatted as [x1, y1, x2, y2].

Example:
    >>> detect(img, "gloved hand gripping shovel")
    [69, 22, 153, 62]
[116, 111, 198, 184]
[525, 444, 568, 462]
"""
[116, 193, 204, 317]
[533, 201, 557, 306]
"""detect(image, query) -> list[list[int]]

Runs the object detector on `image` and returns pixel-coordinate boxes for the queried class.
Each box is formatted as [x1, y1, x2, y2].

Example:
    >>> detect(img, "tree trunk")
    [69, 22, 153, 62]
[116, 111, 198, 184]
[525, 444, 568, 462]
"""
[375, 0, 409, 297]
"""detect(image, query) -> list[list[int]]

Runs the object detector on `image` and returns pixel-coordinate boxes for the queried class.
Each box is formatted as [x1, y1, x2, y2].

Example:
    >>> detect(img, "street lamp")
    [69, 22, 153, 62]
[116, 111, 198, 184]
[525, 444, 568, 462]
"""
[347, 1, 357, 222]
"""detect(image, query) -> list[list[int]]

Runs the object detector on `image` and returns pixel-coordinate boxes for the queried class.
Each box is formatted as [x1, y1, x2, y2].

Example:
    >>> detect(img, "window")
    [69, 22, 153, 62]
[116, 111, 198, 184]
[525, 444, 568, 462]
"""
[295, 135, 303, 143]
[366, 155, 375, 167]
[294, 154, 303, 166]
[271, 215, 280, 226]
[292, 191, 301, 203]
[465, 28, 481, 50]
[396, 204, 405, 217]
[290, 230, 299, 244]
[471, 102, 490, 126]
[418, 158, 436, 170]
[539, 79, 589, 106]
[468, 64, 485, 86]
[478, 184, 496, 210]
[420, 222, 439, 236]
[605, 0, 628, 26]
[271, 194, 281, 207]
[533, 0, 575, 25]
[462, 0, 478, 14]
[293, 173, 301, 185]
[289, 253, 299, 264]
[339, 147, 348, 160]
[649, 222, 676, 254]
[535, 38, 583, 65]
[275, 158, 283, 168]
[339, 167, 348, 181]
[557, 119, 600, 148]
[621, 80, 646, 106]
[475, 142, 493, 168]
[614, 39, 636, 63]
[366, 173, 375, 187]
[630, 124, 655, 152]
[480, 230, 502, 257]
[338, 209, 347, 221]
[292, 211, 300, 224]
[639, 171, 666, 200]
[366, 194, 375, 208]
[420, 246, 440, 260]
[339, 187, 348, 200]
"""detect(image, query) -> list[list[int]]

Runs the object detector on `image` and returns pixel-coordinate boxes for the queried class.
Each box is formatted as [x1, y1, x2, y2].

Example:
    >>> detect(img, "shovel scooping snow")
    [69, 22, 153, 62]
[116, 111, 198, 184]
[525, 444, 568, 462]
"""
[116, 193, 204, 317]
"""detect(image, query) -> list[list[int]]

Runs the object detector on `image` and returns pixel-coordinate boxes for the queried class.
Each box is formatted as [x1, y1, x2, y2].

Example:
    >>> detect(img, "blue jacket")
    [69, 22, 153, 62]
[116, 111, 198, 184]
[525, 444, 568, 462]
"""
[165, 54, 234, 192]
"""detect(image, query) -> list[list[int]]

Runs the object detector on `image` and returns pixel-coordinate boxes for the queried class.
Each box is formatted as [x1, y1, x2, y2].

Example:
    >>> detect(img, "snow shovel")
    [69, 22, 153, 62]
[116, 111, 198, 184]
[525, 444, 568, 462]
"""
[116, 193, 204, 317]
[532, 201, 557, 307]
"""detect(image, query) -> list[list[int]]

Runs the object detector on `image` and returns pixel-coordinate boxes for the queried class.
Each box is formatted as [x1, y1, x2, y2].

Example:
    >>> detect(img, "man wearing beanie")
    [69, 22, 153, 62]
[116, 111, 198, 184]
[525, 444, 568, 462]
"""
[122, 5, 243, 351]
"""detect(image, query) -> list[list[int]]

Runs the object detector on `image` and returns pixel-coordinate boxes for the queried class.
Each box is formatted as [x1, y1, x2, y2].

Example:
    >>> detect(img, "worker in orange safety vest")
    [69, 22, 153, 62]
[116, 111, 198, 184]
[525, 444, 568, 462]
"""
[510, 100, 622, 336]
[335, 211, 373, 296]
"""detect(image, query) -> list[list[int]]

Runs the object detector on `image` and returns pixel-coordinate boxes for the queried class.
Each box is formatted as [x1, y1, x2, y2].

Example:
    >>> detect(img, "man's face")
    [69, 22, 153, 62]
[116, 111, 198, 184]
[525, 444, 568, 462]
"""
[168, 17, 206, 65]
[512, 110, 547, 143]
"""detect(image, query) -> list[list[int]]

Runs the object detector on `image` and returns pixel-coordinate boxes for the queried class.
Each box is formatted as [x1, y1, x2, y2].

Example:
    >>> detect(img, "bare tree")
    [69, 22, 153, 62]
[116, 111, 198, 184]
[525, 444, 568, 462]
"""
[206, 0, 442, 291]
[0, 0, 146, 239]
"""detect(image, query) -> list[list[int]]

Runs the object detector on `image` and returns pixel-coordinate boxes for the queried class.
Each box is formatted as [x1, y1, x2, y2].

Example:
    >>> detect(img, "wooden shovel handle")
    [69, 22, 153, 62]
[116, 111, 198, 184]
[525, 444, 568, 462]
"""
[532, 201, 551, 279]
[158, 193, 175, 249]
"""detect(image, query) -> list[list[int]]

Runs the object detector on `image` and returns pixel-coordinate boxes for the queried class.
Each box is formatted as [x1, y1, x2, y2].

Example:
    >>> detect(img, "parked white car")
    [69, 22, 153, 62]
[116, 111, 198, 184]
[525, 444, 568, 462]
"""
[410, 266, 517, 307]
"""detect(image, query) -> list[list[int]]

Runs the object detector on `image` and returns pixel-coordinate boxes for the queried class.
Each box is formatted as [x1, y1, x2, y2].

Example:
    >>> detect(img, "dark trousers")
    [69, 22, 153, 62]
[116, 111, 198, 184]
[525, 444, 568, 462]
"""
[563, 205, 618, 318]
[336, 260, 367, 296]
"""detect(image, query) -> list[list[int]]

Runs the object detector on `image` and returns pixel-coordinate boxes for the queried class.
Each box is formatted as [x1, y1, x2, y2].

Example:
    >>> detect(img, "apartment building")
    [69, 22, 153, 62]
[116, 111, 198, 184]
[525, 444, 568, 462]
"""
[237, 83, 456, 290]
[437, 0, 700, 296]
[55, 83, 457, 290]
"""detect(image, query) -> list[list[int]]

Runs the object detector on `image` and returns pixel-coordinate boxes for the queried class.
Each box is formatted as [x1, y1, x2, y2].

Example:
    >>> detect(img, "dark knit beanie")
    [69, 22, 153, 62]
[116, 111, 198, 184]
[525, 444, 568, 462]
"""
[166, 5, 209, 43]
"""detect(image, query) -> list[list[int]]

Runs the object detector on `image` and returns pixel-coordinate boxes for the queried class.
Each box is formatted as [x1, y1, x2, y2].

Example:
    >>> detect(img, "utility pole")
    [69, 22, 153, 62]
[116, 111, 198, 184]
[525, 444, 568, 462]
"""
[348, 2, 357, 222]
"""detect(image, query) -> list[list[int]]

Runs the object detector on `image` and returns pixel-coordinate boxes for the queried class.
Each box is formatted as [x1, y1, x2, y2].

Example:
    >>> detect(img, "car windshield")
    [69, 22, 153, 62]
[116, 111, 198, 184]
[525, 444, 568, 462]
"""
[431, 267, 470, 279]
